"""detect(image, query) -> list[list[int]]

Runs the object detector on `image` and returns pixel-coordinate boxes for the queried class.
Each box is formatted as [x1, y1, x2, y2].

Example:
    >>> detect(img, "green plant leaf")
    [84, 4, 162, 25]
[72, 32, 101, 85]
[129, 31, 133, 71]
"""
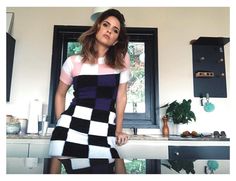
[164, 99, 196, 124]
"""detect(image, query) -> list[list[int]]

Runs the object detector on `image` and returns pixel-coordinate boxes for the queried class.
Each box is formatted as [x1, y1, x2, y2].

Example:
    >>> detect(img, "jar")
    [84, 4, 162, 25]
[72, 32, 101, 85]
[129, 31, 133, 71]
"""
[6, 122, 21, 134]
[16, 118, 28, 134]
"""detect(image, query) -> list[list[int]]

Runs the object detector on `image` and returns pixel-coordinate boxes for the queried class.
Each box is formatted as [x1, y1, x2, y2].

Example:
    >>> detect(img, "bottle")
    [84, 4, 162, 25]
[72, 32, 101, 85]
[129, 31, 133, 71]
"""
[162, 115, 169, 137]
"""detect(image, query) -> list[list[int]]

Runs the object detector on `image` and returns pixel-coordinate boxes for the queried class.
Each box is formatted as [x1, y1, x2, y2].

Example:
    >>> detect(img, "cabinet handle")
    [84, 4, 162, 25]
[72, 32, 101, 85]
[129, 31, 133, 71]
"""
[175, 152, 180, 156]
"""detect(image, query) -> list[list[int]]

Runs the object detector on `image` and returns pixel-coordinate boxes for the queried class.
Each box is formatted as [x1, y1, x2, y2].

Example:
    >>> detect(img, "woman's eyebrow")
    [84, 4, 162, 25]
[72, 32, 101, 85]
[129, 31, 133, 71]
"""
[103, 20, 120, 31]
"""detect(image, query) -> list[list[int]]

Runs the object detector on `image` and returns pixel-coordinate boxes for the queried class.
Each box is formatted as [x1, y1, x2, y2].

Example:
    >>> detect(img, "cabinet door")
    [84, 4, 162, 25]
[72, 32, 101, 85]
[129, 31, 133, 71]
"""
[7, 158, 45, 174]
[169, 146, 230, 160]
[7, 143, 29, 157]
[29, 143, 50, 158]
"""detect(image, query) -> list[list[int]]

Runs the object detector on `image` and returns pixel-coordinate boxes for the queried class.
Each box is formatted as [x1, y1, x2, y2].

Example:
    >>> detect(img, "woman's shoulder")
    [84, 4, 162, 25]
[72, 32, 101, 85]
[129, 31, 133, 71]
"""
[122, 52, 130, 70]
[66, 54, 83, 63]
[124, 52, 130, 63]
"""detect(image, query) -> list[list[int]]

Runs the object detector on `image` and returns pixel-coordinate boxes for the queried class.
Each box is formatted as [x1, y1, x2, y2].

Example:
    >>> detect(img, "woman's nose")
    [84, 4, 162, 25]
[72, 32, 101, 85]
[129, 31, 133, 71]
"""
[107, 29, 111, 34]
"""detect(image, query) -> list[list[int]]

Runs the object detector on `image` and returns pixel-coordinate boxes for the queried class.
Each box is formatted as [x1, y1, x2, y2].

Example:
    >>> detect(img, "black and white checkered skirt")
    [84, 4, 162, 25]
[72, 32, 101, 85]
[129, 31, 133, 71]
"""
[49, 104, 120, 158]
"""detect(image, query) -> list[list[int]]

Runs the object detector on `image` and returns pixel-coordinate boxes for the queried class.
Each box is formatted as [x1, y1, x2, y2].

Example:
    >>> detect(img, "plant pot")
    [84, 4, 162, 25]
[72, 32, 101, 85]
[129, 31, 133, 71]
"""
[168, 120, 180, 135]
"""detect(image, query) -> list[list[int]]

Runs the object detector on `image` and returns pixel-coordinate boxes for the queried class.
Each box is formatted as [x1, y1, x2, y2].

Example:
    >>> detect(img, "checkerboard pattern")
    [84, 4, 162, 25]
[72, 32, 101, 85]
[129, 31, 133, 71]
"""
[49, 74, 120, 159]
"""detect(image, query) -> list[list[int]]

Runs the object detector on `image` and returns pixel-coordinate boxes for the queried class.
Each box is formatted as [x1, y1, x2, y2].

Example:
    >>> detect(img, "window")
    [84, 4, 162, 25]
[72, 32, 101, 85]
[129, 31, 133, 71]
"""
[48, 26, 159, 128]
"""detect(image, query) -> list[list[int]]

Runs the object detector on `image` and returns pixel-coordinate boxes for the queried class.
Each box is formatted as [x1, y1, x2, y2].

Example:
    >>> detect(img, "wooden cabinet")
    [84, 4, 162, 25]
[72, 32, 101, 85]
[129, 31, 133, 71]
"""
[6, 138, 50, 174]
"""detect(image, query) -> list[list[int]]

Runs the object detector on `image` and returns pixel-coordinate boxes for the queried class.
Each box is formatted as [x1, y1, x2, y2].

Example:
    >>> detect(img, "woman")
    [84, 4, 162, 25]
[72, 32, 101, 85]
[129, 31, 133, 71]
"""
[49, 8, 130, 174]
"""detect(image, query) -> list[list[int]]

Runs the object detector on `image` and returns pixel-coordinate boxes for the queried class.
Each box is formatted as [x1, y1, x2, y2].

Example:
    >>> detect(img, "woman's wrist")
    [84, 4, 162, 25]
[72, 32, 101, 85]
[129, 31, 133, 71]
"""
[115, 128, 123, 134]
[115, 131, 122, 136]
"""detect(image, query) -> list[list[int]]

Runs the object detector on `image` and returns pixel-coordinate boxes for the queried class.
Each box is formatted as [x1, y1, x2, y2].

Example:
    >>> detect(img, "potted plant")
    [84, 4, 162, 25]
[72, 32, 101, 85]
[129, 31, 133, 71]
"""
[161, 99, 196, 174]
[165, 99, 196, 124]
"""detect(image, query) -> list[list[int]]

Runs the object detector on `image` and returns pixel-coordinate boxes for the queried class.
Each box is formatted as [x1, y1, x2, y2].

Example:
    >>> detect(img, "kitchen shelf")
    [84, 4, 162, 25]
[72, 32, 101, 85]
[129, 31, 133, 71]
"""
[191, 37, 230, 97]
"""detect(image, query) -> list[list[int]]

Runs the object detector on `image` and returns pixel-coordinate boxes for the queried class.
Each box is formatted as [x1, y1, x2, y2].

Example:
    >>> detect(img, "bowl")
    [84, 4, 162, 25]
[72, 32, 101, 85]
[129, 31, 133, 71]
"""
[6, 122, 21, 134]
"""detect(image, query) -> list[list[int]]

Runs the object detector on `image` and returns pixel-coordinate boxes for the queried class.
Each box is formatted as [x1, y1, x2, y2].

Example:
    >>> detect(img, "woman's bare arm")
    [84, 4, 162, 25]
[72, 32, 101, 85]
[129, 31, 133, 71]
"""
[115, 83, 128, 145]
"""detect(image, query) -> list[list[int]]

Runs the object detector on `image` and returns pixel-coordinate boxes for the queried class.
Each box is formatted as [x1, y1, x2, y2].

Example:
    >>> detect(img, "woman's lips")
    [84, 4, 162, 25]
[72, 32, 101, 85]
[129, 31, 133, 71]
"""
[103, 34, 110, 39]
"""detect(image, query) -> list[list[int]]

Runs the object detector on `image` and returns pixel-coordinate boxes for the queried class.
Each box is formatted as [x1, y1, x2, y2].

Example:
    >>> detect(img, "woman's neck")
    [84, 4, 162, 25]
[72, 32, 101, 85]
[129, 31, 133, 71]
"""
[95, 42, 108, 57]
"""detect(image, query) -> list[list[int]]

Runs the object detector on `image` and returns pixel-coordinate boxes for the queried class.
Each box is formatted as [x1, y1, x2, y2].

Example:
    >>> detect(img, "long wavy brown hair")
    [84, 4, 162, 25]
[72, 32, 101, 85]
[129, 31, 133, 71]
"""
[78, 9, 129, 69]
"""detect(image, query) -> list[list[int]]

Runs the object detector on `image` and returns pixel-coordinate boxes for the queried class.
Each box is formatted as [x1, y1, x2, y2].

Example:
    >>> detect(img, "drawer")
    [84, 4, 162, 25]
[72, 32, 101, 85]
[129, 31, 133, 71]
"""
[7, 143, 29, 157]
[7, 158, 46, 174]
[29, 144, 50, 158]
[117, 140, 168, 159]
[169, 146, 230, 160]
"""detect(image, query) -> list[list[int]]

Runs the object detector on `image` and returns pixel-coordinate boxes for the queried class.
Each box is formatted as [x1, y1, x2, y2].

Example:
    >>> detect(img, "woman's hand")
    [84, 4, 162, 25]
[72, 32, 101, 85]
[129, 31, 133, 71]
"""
[116, 132, 129, 146]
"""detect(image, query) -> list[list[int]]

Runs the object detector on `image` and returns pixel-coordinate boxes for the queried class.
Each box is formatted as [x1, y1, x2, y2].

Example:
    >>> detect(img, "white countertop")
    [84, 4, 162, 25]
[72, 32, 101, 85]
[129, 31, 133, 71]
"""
[7, 133, 230, 145]
[7, 133, 230, 159]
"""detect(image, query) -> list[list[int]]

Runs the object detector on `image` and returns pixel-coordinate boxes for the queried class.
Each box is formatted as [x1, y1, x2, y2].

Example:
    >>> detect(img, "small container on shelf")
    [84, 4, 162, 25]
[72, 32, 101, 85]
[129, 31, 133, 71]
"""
[6, 115, 21, 135]
[6, 122, 21, 134]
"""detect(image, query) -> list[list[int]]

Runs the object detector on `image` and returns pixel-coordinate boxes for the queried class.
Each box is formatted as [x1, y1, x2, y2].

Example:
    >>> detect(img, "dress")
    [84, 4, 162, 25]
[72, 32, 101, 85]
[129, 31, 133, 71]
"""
[49, 54, 130, 172]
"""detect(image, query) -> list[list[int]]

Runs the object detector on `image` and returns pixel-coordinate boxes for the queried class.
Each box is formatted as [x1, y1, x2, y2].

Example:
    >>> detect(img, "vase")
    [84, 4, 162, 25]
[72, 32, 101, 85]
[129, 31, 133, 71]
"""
[169, 122, 181, 135]
[162, 116, 169, 137]
[171, 124, 179, 135]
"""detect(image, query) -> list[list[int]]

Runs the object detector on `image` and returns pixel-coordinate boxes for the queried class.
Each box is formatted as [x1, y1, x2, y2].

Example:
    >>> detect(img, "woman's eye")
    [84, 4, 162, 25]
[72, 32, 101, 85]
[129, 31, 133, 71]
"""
[113, 29, 119, 34]
[102, 22, 108, 27]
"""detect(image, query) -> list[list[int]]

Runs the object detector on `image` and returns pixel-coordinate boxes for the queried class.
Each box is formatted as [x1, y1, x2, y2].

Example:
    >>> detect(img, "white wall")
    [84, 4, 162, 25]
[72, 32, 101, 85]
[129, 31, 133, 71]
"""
[6, 7, 231, 136]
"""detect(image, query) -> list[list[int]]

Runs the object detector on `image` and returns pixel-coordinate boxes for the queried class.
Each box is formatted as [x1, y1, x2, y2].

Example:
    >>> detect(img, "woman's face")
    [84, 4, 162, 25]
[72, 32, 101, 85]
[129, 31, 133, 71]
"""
[95, 16, 120, 48]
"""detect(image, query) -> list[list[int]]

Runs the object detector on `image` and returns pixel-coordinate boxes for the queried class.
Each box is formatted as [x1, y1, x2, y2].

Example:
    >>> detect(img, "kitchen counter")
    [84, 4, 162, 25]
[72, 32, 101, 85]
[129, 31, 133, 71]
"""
[7, 134, 51, 139]
[7, 134, 51, 145]
[117, 134, 229, 159]
[7, 133, 230, 141]
[129, 134, 230, 141]
[7, 133, 230, 159]
[6, 134, 230, 147]
[6, 133, 230, 174]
